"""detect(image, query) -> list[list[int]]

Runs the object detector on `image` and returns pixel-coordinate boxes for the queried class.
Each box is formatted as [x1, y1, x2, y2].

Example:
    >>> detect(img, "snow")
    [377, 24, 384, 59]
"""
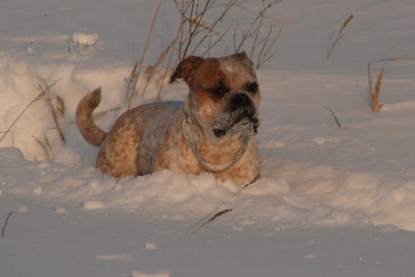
[1, 0, 415, 276]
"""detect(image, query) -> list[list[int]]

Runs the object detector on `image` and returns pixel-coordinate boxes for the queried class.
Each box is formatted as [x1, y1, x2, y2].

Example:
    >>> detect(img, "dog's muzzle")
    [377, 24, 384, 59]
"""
[231, 93, 256, 117]
[213, 93, 259, 138]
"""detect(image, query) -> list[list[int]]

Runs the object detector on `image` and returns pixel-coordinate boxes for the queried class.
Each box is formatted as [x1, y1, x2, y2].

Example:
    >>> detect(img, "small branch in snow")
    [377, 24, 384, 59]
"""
[191, 174, 260, 235]
[2, 211, 15, 238]
[0, 131, 14, 147]
[33, 134, 54, 161]
[326, 108, 342, 128]
[191, 209, 232, 235]
[0, 81, 58, 143]
[67, 40, 71, 53]
[38, 81, 65, 142]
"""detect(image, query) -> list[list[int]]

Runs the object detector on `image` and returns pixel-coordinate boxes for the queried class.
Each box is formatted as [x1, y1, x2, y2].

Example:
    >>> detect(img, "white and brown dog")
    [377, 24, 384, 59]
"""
[76, 52, 260, 185]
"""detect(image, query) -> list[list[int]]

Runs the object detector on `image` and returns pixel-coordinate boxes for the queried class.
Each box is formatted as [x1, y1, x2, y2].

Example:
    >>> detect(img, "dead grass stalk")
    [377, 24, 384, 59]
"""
[367, 57, 413, 112]
[126, 2, 161, 110]
[0, 81, 59, 143]
[326, 14, 353, 60]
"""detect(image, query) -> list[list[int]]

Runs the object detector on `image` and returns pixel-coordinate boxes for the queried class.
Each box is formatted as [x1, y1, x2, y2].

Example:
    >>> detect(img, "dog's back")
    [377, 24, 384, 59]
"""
[76, 88, 183, 177]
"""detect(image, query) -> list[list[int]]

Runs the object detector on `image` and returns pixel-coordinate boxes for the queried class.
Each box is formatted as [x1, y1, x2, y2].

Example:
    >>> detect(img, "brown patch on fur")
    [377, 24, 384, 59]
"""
[170, 56, 203, 83]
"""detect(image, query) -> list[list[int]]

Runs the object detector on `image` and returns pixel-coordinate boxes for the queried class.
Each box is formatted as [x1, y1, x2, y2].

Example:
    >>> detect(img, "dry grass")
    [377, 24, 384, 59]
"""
[367, 57, 413, 112]
[233, 0, 282, 68]
[174, 0, 237, 61]
[33, 134, 54, 161]
[142, 20, 185, 99]
[0, 81, 58, 143]
[125, 0, 282, 107]
[327, 14, 353, 60]
[371, 68, 384, 112]
[155, 34, 180, 101]
[191, 174, 259, 235]
[39, 82, 65, 142]
[125, 2, 161, 109]
[0, 80, 64, 163]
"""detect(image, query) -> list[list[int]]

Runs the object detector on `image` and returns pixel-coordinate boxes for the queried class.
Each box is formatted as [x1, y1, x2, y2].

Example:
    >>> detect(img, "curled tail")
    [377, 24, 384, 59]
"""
[76, 87, 107, 147]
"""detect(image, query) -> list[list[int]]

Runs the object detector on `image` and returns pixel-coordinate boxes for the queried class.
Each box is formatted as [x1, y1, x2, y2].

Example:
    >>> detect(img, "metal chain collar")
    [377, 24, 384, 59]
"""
[181, 117, 250, 173]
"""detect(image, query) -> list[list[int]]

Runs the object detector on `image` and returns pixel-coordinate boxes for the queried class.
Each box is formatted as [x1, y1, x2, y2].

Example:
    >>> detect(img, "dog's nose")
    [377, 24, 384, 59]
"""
[233, 93, 251, 107]
[232, 93, 255, 117]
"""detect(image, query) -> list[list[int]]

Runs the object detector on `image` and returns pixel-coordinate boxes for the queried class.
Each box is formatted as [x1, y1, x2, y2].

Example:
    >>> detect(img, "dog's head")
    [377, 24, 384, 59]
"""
[171, 52, 260, 138]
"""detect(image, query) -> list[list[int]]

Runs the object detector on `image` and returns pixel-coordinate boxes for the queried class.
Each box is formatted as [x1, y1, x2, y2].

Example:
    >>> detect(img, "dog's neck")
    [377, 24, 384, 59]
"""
[182, 111, 250, 173]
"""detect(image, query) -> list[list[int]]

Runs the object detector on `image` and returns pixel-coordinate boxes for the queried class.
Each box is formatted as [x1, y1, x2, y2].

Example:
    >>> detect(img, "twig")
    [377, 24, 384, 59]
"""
[249, 2, 266, 59]
[191, 174, 260, 235]
[326, 14, 353, 60]
[174, 0, 237, 61]
[143, 20, 185, 98]
[155, 25, 183, 100]
[326, 108, 342, 128]
[67, 40, 71, 53]
[125, 60, 140, 104]
[126, 2, 161, 109]
[189, 0, 236, 57]
[201, 23, 234, 57]
[0, 81, 58, 143]
[33, 134, 54, 161]
[0, 131, 14, 147]
[256, 25, 282, 68]
[190, 209, 232, 235]
[2, 211, 15, 238]
[39, 83, 65, 142]
[232, 0, 281, 68]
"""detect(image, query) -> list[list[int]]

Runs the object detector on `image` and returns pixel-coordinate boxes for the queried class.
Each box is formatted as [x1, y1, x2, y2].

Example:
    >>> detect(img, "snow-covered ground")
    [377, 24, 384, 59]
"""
[1, 0, 415, 276]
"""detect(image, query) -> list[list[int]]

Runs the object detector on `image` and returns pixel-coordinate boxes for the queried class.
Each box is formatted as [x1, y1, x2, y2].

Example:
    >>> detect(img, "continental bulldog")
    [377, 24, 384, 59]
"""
[76, 52, 260, 185]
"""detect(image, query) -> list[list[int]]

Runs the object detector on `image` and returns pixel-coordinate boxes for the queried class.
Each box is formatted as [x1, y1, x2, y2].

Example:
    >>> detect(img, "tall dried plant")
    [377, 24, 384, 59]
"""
[125, 0, 282, 106]
[33, 134, 54, 161]
[371, 68, 384, 112]
[125, 2, 161, 109]
[233, 0, 282, 68]
[326, 14, 353, 60]
[367, 57, 413, 112]
[39, 82, 65, 142]
[174, 0, 237, 61]
[0, 81, 60, 143]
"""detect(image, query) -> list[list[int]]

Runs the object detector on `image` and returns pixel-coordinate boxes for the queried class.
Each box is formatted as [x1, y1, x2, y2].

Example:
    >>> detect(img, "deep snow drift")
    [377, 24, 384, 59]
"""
[1, 0, 415, 276]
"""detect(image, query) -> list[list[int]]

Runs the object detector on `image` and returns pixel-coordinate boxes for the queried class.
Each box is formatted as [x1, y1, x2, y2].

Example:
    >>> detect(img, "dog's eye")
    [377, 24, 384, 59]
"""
[245, 81, 259, 94]
[207, 79, 228, 96]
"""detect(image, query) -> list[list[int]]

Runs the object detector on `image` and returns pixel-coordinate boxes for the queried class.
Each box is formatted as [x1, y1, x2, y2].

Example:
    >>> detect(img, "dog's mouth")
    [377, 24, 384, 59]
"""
[213, 107, 259, 138]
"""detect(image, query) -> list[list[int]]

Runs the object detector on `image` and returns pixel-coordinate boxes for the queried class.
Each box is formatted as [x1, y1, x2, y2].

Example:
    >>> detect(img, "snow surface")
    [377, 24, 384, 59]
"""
[1, 0, 415, 276]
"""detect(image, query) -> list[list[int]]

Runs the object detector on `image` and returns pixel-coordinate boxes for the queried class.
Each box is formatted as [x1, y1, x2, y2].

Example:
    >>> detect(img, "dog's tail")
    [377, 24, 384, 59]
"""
[76, 87, 107, 147]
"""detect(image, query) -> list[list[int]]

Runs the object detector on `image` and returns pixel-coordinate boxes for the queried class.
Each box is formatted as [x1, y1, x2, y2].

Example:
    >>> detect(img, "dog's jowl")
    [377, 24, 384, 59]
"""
[76, 52, 260, 185]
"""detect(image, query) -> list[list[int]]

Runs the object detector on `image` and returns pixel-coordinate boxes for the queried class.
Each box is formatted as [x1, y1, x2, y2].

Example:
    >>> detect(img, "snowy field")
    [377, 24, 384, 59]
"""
[1, 0, 415, 276]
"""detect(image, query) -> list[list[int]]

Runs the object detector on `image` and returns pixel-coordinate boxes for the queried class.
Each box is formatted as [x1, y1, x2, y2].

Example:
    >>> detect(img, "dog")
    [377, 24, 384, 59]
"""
[76, 52, 260, 185]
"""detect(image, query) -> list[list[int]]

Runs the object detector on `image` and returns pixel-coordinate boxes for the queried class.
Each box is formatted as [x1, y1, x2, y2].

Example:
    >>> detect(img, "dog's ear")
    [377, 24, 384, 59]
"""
[234, 51, 249, 60]
[170, 56, 203, 84]
[233, 51, 253, 64]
